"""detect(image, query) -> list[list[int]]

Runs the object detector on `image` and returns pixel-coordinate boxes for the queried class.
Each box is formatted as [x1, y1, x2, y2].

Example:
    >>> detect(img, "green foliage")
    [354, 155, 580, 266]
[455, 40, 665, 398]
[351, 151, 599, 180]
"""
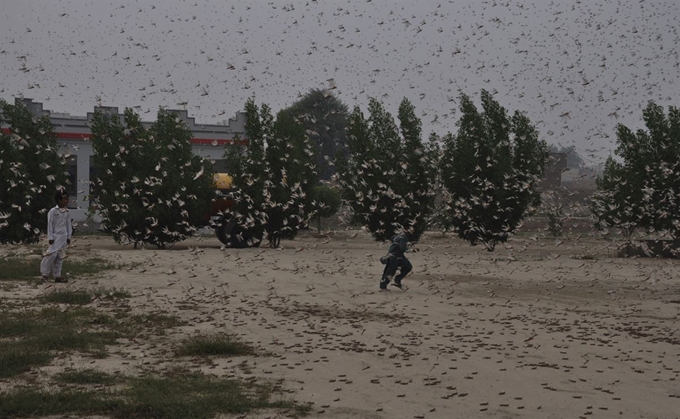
[221, 100, 269, 247]
[397, 99, 440, 240]
[0, 100, 69, 244]
[592, 101, 680, 239]
[545, 203, 564, 238]
[274, 107, 319, 208]
[440, 90, 548, 250]
[311, 185, 342, 231]
[222, 98, 315, 248]
[336, 98, 438, 242]
[284, 88, 349, 180]
[90, 108, 215, 248]
[590, 157, 643, 238]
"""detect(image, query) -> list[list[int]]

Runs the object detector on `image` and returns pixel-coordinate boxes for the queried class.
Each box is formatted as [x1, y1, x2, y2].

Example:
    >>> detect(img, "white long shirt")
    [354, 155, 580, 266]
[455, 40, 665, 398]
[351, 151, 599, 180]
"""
[45, 205, 72, 255]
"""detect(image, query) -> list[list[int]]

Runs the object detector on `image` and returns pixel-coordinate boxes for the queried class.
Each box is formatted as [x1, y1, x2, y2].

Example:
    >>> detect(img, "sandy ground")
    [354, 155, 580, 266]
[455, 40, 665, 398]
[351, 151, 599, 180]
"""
[4, 231, 680, 419]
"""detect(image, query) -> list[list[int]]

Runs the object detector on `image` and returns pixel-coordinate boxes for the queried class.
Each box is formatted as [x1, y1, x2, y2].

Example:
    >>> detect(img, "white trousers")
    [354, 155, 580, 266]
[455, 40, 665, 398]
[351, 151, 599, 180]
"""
[40, 251, 64, 278]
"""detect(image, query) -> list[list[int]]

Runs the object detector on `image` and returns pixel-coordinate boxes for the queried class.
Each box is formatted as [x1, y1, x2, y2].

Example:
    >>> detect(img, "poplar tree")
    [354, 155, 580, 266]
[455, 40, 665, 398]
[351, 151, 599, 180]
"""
[285, 88, 349, 180]
[440, 90, 548, 250]
[91, 108, 214, 248]
[337, 98, 437, 242]
[222, 98, 314, 248]
[0, 100, 68, 244]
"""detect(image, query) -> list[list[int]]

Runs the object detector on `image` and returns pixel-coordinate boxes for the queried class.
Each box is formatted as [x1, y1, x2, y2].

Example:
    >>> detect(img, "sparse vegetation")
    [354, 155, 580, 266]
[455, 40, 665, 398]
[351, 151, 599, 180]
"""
[39, 287, 131, 305]
[39, 289, 94, 305]
[0, 257, 120, 281]
[128, 312, 185, 331]
[0, 348, 52, 379]
[55, 368, 122, 385]
[176, 333, 256, 357]
[0, 247, 308, 419]
[0, 372, 309, 419]
[0, 307, 184, 378]
[0, 308, 118, 378]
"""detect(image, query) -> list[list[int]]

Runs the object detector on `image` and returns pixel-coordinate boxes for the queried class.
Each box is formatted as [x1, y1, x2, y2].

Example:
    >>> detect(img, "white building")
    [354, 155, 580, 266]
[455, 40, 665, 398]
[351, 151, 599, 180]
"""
[1, 98, 247, 221]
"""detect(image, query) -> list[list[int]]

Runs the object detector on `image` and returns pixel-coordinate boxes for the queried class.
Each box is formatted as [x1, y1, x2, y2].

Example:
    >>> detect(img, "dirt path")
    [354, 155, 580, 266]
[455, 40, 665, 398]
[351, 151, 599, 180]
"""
[8, 232, 680, 419]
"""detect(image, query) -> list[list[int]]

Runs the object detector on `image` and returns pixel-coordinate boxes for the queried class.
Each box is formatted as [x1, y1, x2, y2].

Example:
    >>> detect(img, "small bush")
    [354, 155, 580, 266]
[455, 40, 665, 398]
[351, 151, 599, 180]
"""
[545, 203, 564, 238]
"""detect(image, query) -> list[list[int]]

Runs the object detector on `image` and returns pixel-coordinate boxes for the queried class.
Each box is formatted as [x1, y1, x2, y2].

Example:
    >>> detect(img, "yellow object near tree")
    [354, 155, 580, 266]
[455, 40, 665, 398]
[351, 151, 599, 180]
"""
[214, 173, 233, 190]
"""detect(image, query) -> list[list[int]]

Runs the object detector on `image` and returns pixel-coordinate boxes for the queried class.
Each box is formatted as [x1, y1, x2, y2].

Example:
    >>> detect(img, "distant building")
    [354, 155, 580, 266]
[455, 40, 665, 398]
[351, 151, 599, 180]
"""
[1, 98, 247, 221]
[539, 152, 568, 190]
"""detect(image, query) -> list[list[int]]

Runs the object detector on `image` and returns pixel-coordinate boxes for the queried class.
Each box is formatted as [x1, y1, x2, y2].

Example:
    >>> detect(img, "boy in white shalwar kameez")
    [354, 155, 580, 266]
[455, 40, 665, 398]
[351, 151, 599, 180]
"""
[40, 190, 72, 283]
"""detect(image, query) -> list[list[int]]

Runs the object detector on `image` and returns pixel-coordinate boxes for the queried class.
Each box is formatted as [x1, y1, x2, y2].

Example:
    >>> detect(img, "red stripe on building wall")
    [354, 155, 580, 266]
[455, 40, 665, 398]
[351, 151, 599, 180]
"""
[2, 128, 244, 145]
[57, 132, 92, 140]
[54, 132, 237, 144]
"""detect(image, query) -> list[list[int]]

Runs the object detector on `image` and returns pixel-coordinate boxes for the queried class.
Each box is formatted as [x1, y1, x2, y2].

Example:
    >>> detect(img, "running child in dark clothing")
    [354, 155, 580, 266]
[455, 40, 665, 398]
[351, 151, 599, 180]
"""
[379, 230, 413, 290]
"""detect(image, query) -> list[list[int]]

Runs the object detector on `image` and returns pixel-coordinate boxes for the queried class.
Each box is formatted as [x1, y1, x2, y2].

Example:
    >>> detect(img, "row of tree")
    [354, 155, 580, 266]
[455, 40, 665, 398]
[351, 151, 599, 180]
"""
[2, 93, 675, 249]
[590, 101, 680, 240]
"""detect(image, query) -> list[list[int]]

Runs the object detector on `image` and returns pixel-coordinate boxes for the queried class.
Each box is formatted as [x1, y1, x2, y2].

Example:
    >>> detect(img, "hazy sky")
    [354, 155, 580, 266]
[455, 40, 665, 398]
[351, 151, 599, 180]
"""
[2, 0, 678, 165]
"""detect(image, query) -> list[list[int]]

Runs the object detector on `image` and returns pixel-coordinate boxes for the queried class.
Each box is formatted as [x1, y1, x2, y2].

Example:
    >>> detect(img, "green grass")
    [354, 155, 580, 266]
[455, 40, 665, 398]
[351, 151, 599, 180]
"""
[0, 257, 119, 281]
[176, 333, 256, 357]
[0, 388, 121, 419]
[0, 347, 53, 378]
[0, 372, 310, 419]
[0, 308, 118, 378]
[0, 307, 185, 378]
[120, 373, 304, 419]
[39, 289, 93, 305]
[32, 328, 117, 352]
[55, 368, 121, 385]
[0, 314, 43, 337]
